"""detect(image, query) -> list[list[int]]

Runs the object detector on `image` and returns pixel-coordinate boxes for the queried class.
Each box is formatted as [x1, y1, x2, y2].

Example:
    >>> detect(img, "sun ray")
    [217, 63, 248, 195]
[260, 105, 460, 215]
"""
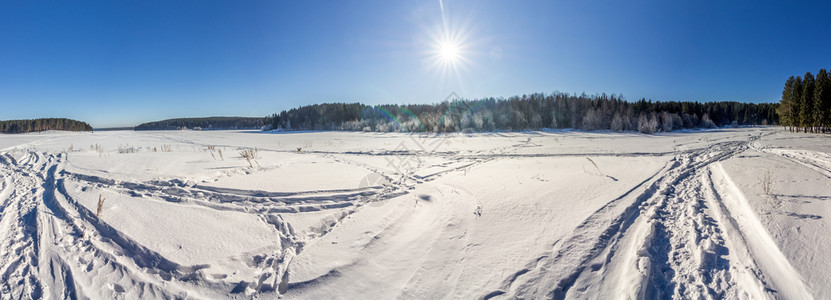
[420, 0, 480, 97]
[428, 23, 470, 78]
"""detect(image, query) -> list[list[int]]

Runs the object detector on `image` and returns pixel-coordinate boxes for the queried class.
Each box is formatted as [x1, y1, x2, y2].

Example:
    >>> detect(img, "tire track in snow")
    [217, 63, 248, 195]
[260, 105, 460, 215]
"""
[623, 151, 738, 299]
[605, 141, 773, 299]
[61, 134, 489, 295]
[64, 170, 377, 213]
[487, 157, 677, 299]
[489, 139, 773, 299]
[50, 135, 541, 296]
[4, 149, 338, 298]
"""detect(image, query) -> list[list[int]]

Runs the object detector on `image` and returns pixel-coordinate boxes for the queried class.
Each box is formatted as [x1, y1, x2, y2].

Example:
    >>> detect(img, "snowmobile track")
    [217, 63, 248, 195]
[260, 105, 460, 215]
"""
[489, 138, 814, 299]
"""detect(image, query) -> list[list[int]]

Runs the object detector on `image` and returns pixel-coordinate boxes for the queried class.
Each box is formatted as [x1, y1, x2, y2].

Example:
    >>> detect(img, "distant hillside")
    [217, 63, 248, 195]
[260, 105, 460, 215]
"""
[0, 118, 93, 134]
[134, 117, 266, 131]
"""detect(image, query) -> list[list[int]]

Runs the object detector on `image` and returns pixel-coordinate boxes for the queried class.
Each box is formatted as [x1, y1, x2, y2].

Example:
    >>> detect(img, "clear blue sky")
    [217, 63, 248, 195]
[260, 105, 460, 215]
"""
[2, 0, 830, 127]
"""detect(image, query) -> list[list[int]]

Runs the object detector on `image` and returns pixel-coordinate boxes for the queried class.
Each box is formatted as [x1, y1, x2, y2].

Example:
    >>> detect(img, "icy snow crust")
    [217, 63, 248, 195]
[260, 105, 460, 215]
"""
[0, 128, 828, 299]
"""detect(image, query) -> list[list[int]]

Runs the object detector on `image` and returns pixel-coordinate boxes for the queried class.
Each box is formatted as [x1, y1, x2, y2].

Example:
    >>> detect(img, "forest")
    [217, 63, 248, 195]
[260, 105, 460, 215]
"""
[0, 118, 93, 134]
[265, 93, 778, 134]
[134, 117, 266, 131]
[777, 69, 831, 133]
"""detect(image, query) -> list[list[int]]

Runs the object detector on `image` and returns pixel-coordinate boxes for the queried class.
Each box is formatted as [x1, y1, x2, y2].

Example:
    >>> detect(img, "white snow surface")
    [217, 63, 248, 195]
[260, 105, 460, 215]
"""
[0, 128, 828, 299]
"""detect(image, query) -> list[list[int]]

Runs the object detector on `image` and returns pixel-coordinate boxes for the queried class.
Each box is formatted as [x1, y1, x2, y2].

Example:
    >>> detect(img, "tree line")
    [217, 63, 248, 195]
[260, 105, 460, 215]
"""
[0, 118, 92, 134]
[135, 117, 266, 131]
[265, 93, 778, 134]
[777, 69, 831, 133]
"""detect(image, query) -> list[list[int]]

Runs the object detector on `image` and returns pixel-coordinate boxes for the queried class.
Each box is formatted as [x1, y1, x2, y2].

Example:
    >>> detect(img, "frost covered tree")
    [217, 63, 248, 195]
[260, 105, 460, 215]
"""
[581, 108, 605, 131]
[529, 112, 543, 129]
[638, 113, 658, 134]
[610, 112, 625, 132]
[661, 112, 674, 132]
[263, 92, 777, 134]
[701, 113, 716, 129]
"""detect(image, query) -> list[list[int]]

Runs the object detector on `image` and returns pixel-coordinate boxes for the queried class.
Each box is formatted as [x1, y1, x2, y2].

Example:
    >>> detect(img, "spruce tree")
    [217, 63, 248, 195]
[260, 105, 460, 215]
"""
[815, 69, 830, 132]
[792, 76, 804, 132]
[778, 76, 793, 131]
[801, 72, 815, 132]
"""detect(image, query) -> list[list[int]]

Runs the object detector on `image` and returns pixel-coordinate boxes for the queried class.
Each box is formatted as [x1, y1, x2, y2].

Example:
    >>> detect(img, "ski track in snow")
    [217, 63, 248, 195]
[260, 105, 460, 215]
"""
[0, 130, 824, 299]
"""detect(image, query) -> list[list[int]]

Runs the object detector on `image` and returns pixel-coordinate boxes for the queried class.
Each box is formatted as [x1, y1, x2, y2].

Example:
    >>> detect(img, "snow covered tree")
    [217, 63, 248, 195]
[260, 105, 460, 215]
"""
[638, 113, 658, 134]
[581, 108, 605, 131]
[262, 92, 778, 134]
[610, 112, 625, 132]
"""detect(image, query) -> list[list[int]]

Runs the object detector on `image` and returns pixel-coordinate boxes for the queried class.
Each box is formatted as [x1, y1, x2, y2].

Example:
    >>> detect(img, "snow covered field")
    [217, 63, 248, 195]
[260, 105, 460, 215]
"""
[0, 128, 829, 299]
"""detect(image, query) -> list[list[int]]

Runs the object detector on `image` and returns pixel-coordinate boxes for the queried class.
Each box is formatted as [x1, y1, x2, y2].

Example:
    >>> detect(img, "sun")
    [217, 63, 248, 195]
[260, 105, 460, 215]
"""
[433, 37, 464, 66]
[424, 2, 474, 81]
[438, 41, 460, 63]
